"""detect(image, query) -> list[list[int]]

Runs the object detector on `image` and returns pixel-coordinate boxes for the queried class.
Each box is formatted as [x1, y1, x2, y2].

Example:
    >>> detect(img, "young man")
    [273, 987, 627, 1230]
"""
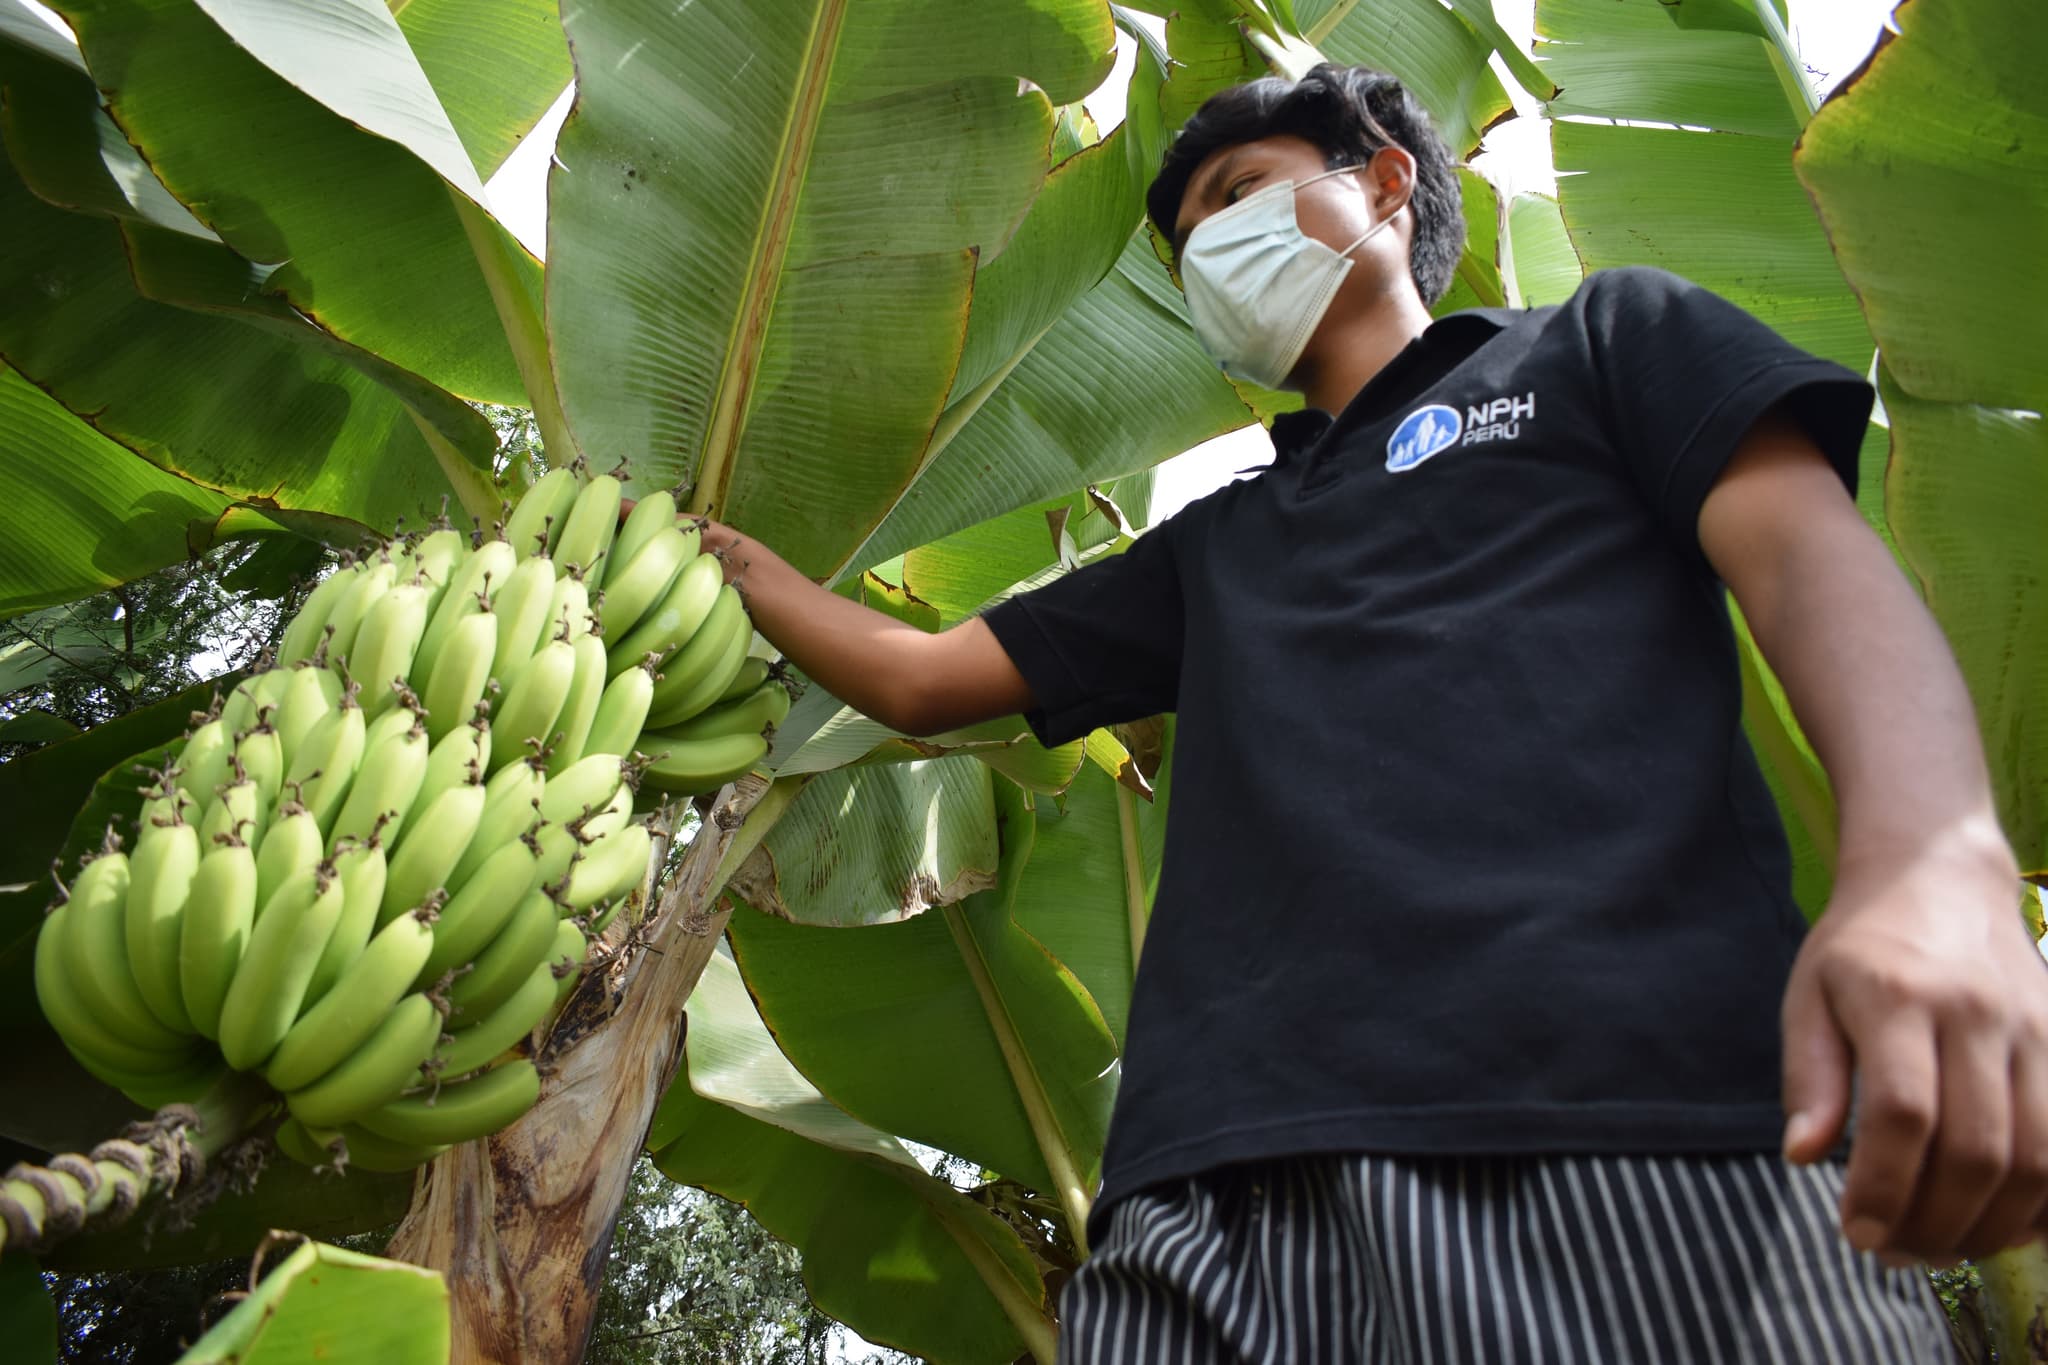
[699, 66, 2046, 1360]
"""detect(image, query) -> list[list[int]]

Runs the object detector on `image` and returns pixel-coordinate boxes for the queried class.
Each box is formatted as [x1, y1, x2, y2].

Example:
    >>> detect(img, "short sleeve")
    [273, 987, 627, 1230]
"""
[978, 519, 1186, 749]
[1581, 267, 1874, 560]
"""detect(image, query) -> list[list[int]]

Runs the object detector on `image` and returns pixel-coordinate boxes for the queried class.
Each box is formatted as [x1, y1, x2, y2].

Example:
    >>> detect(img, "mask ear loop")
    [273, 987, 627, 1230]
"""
[1333, 206, 1401, 260]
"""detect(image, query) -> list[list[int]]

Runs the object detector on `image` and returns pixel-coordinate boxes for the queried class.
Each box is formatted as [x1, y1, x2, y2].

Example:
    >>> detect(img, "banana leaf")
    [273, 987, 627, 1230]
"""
[0, 365, 231, 618]
[50, 0, 539, 405]
[1792, 0, 2047, 874]
[727, 780, 1120, 1219]
[734, 755, 999, 928]
[546, 0, 1115, 580]
[171, 1240, 447, 1364]
[650, 950, 1054, 1365]
[390, 0, 572, 181]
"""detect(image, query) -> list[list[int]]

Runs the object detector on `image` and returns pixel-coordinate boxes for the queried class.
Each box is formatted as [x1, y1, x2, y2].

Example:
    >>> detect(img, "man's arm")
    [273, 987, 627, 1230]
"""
[692, 519, 1034, 737]
[1699, 409, 2048, 1265]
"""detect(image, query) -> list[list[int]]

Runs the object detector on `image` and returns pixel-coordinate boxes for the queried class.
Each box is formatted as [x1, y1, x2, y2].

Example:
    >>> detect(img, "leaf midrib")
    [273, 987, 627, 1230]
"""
[688, 0, 849, 519]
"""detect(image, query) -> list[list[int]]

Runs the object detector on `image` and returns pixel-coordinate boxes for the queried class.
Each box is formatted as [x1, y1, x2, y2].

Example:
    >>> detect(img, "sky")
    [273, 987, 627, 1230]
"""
[482, 0, 1903, 526]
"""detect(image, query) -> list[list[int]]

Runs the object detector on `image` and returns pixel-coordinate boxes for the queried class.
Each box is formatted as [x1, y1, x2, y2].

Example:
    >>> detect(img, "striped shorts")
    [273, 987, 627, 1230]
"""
[1060, 1152, 1953, 1364]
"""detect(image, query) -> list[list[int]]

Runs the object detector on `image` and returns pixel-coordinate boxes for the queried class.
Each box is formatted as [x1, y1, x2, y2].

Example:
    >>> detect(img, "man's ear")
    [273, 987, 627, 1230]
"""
[1367, 145, 1418, 220]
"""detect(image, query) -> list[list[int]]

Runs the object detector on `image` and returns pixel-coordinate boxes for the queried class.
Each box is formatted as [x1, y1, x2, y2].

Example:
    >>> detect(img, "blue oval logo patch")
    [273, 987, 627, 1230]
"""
[1386, 403, 1462, 472]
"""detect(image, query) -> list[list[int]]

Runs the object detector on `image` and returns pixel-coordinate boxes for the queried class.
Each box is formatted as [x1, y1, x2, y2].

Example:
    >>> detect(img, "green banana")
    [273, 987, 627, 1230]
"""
[178, 837, 258, 1039]
[553, 472, 621, 576]
[550, 918, 587, 975]
[560, 822, 652, 912]
[365, 696, 425, 752]
[581, 660, 654, 762]
[256, 805, 324, 910]
[550, 920, 587, 1000]
[414, 537, 514, 686]
[533, 787, 630, 888]
[331, 716, 429, 847]
[595, 523, 696, 642]
[266, 905, 436, 1093]
[380, 780, 485, 925]
[357, 1058, 540, 1148]
[606, 550, 722, 681]
[351, 582, 433, 718]
[546, 570, 592, 645]
[639, 731, 769, 796]
[283, 695, 366, 836]
[645, 585, 751, 728]
[324, 557, 399, 667]
[544, 635, 610, 775]
[175, 718, 233, 810]
[124, 816, 198, 1032]
[490, 555, 558, 684]
[36, 910, 202, 1082]
[303, 842, 388, 1009]
[336, 1124, 448, 1173]
[235, 717, 284, 808]
[209, 770, 271, 859]
[61, 852, 187, 1050]
[277, 568, 358, 667]
[273, 1115, 341, 1170]
[537, 753, 625, 825]
[488, 638, 575, 774]
[604, 490, 678, 589]
[656, 677, 792, 744]
[417, 838, 539, 987]
[404, 527, 466, 612]
[447, 890, 557, 1022]
[217, 862, 347, 1071]
[449, 760, 543, 891]
[434, 959, 556, 1079]
[219, 676, 263, 739]
[503, 466, 578, 557]
[716, 656, 773, 707]
[587, 887, 635, 936]
[416, 717, 490, 814]
[285, 992, 444, 1130]
[273, 663, 342, 771]
[423, 610, 498, 744]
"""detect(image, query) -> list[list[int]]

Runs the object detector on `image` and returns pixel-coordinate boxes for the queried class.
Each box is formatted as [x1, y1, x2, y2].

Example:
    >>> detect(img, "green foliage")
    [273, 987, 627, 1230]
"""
[0, 546, 308, 761]
[589, 1158, 909, 1365]
[41, 1226, 396, 1364]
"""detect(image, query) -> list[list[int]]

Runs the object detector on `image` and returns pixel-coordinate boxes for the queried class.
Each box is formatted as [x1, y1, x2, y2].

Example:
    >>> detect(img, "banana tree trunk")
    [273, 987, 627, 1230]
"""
[1981, 1244, 2048, 1365]
[385, 775, 770, 1363]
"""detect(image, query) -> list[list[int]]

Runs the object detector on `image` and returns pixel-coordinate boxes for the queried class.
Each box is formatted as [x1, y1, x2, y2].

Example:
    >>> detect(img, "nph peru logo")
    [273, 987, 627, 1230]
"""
[1386, 404, 1461, 472]
[1387, 392, 1538, 472]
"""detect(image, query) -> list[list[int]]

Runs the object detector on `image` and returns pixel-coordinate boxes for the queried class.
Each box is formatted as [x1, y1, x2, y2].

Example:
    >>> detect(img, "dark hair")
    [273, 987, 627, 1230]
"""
[1146, 63, 1465, 305]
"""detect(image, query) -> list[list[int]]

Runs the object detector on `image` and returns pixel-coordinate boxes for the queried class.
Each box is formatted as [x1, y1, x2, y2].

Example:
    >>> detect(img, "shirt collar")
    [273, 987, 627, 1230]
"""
[1267, 307, 1520, 461]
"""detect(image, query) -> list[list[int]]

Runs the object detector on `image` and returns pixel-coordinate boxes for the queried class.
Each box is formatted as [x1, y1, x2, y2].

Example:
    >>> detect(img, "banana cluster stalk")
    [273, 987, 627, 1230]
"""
[34, 463, 793, 1184]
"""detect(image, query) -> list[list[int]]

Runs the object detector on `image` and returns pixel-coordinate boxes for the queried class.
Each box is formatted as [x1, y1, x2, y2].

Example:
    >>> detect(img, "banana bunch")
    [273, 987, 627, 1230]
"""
[34, 463, 793, 1175]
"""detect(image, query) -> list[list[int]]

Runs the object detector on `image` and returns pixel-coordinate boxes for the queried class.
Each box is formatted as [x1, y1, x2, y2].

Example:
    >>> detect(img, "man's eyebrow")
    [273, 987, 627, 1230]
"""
[1173, 147, 1247, 256]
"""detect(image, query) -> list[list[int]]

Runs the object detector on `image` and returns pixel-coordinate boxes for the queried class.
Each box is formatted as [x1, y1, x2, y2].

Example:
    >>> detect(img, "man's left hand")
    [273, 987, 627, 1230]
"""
[1782, 826, 2048, 1265]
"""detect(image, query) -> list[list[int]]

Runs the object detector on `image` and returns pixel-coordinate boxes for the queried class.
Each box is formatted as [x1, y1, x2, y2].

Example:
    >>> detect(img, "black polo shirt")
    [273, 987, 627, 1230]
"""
[979, 266, 1874, 1239]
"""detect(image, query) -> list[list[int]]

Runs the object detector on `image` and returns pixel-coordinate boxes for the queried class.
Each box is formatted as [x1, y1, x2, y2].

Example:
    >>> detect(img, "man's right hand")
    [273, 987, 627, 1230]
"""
[664, 514, 1034, 738]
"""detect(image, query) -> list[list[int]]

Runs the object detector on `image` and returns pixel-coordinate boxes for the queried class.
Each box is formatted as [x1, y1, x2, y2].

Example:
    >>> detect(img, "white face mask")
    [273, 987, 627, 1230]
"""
[1180, 166, 1404, 390]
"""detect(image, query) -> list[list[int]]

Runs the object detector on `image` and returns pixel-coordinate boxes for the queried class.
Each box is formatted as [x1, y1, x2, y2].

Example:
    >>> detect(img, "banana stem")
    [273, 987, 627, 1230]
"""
[0, 1072, 268, 1257]
[941, 903, 1092, 1256]
[1979, 1243, 2048, 1362]
[1246, 26, 1324, 81]
[447, 187, 577, 470]
[925, 1188, 1060, 1363]
[408, 408, 503, 528]
[1116, 782, 1149, 970]
[1732, 606, 1838, 874]
[1750, 0, 1820, 124]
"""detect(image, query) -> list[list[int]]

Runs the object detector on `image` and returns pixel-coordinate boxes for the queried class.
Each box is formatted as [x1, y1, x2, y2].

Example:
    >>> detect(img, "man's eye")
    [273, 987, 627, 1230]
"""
[1225, 177, 1256, 203]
